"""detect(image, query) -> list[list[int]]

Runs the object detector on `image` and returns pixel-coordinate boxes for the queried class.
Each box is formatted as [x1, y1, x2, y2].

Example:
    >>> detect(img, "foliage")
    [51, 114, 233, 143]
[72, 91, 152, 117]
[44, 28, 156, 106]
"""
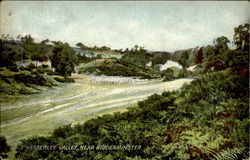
[161, 68, 174, 81]
[0, 68, 59, 95]
[0, 41, 21, 67]
[25, 63, 36, 71]
[0, 35, 52, 68]
[51, 41, 77, 78]
[178, 50, 190, 69]
[151, 52, 171, 66]
[31, 53, 48, 62]
[78, 59, 161, 79]
[193, 24, 249, 75]
[0, 136, 11, 159]
[213, 147, 248, 160]
[14, 73, 57, 87]
[77, 42, 111, 51]
[121, 51, 151, 67]
[178, 68, 192, 78]
[233, 23, 249, 51]
[195, 47, 205, 64]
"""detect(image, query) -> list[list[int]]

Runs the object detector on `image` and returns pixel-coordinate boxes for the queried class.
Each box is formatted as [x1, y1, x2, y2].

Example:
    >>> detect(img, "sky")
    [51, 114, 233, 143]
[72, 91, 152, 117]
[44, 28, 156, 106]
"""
[0, 1, 249, 52]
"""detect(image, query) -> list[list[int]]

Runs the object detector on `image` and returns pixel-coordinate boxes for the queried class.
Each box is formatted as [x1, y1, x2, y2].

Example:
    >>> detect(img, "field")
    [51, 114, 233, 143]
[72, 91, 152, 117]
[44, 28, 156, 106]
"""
[0, 74, 193, 158]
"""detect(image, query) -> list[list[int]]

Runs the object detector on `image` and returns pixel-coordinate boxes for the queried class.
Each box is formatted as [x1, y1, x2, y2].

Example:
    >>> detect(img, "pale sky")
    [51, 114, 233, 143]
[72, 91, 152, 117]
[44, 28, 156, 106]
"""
[0, 1, 249, 52]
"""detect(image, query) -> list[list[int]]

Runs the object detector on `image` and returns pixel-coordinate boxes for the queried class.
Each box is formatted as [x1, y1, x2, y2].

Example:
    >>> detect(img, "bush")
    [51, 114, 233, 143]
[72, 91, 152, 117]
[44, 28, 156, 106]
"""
[25, 63, 36, 71]
[42, 64, 49, 68]
[161, 68, 174, 82]
[8, 66, 19, 72]
[0, 136, 11, 158]
[19, 66, 25, 71]
[36, 66, 51, 74]
[46, 70, 57, 75]
[121, 52, 151, 67]
[14, 73, 57, 87]
[178, 69, 192, 78]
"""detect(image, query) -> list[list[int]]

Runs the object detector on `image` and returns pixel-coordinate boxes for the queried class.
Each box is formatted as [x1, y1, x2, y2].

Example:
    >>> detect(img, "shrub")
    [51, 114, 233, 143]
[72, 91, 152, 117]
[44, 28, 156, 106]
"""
[0, 136, 11, 159]
[19, 66, 25, 71]
[42, 64, 49, 68]
[25, 63, 36, 71]
[178, 69, 192, 78]
[8, 66, 19, 72]
[161, 68, 174, 81]
[14, 73, 57, 87]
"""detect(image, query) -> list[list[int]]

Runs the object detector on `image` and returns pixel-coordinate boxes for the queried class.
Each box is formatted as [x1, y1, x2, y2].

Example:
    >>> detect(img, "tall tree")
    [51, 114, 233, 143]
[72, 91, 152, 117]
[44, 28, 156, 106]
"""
[22, 34, 37, 59]
[233, 23, 249, 51]
[230, 24, 249, 76]
[52, 41, 77, 78]
[76, 42, 89, 50]
[195, 47, 205, 64]
[178, 51, 190, 69]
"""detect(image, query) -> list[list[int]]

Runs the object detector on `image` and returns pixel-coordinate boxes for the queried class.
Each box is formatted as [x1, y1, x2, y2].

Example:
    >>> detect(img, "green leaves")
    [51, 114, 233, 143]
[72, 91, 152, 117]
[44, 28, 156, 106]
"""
[0, 136, 11, 158]
[178, 50, 190, 69]
[213, 147, 248, 160]
[51, 42, 77, 78]
[233, 23, 249, 51]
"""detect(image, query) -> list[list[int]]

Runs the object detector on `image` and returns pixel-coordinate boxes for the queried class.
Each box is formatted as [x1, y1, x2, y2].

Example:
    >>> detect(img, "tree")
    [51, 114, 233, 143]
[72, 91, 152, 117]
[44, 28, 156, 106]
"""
[195, 47, 205, 64]
[133, 45, 139, 52]
[121, 51, 150, 67]
[100, 46, 111, 51]
[201, 36, 230, 71]
[31, 53, 48, 63]
[233, 23, 249, 51]
[161, 68, 174, 81]
[138, 46, 146, 54]
[230, 24, 249, 76]
[22, 34, 37, 59]
[178, 51, 190, 69]
[0, 136, 11, 159]
[76, 42, 89, 50]
[52, 41, 77, 78]
[24, 34, 34, 44]
[41, 39, 49, 44]
[30, 42, 50, 63]
[214, 36, 230, 53]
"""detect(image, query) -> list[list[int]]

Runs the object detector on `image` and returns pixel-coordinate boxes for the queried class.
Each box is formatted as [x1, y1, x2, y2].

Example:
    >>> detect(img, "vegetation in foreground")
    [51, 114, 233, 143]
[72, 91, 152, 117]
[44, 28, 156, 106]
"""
[14, 68, 249, 160]
[0, 136, 11, 159]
